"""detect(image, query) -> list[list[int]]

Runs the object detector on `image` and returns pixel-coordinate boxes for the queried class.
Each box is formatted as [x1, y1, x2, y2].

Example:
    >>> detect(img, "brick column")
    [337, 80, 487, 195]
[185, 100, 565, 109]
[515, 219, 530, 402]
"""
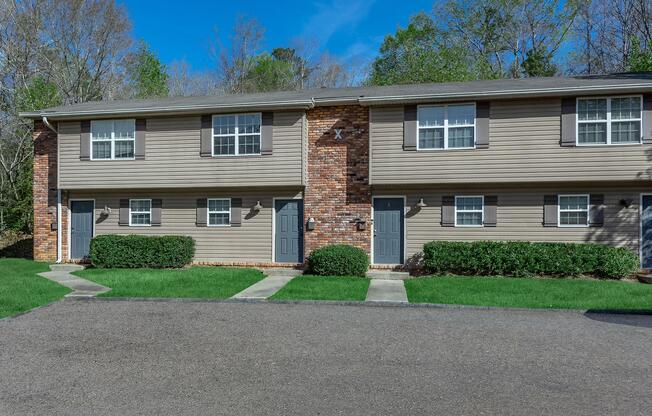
[304, 105, 371, 258]
[33, 121, 58, 262]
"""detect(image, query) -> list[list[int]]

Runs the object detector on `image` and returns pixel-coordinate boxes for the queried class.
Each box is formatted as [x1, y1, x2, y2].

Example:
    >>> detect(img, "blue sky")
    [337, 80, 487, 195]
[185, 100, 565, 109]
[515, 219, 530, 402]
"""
[121, 0, 434, 71]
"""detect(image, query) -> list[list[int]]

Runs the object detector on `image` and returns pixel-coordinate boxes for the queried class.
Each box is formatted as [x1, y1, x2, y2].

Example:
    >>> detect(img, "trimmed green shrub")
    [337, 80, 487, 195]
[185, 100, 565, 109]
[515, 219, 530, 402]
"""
[307, 244, 369, 277]
[90, 235, 195, 268]
[422, 241, 639, 279]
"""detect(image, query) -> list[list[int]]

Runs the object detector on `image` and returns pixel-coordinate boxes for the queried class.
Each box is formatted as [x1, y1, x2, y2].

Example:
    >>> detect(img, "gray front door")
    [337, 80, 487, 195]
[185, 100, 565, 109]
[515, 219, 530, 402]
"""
[373, 198, 404, 264]
[71, 200, 94, 259]
[641, 195, 652, 268]
[275, 199, 303, 263]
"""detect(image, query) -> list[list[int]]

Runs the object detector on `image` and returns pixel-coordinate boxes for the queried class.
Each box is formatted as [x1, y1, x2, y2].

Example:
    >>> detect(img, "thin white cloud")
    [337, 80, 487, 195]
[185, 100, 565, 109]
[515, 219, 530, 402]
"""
[301, 0, 376, 48]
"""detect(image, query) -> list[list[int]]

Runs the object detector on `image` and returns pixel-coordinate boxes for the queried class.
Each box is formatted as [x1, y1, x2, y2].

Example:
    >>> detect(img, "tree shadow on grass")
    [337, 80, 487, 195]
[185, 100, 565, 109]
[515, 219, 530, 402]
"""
[0, 237, 33, 259]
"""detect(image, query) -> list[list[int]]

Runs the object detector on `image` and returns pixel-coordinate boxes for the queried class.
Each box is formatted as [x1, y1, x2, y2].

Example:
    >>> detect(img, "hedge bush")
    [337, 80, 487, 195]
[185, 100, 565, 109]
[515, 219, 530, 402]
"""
[422, 241, 639, 279]
[307, 244, 369, 277]
[90, 235, 195, 268]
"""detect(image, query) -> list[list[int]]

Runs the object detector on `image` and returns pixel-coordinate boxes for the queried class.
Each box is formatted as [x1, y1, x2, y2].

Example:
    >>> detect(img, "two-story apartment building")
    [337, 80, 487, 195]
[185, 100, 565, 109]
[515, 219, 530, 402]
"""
[21, 73, 652, 269]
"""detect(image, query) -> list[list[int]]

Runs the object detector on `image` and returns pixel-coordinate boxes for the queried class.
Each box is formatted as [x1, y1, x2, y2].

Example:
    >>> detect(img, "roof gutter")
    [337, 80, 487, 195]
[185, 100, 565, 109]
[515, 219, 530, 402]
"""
[357, 83, 652, 105]
[20, 99, 315, 120]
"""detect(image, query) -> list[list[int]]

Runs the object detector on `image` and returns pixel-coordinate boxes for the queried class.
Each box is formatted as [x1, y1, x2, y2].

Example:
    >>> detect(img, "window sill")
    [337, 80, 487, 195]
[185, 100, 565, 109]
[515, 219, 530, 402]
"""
[415, 147, 477, 152]
[210, 154, 265, 158]
[574, 142, 642, 147]
[89, 158, 137, 161]
[557, 224, 589, 228]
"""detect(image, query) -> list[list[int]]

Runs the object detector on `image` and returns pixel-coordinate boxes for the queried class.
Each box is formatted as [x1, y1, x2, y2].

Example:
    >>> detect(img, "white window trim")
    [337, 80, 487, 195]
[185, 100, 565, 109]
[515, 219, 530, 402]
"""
[207, 198, 231, 227]
[557, 194, 590, 228]
[211, 113, 262, 157]
[575, 95, 643, 146]
[129, 198, 152, 227]
[417, 103, 476, 151]
[90, 119, 136, 160]
[454, 195, 484, 227]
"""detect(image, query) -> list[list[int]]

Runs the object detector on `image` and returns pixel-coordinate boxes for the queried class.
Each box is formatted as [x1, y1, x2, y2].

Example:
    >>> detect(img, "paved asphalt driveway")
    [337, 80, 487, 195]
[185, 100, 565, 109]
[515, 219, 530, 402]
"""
[1, 300, 650, 416]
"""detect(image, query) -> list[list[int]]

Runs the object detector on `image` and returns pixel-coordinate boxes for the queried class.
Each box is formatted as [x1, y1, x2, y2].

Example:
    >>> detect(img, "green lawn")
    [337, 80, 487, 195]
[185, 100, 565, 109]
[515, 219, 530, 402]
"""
[75, 266, 265, 299]
[270, 275, 370, 301]
[405, 275, 652, 310]
[0, 258, 71, 319]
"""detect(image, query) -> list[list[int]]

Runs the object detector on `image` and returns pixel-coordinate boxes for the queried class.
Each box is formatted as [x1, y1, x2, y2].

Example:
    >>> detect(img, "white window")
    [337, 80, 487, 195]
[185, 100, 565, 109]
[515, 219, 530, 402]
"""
[558, 195, 589, 227]
[455, 196, 484, 227]
[577, 96, 642, 145]
[91, 119, 135, 160]
[212, 113, 261, 156]
[418, 103, 475, 150]
[208, 198, 231, 226]
[129, 199, 151, 226]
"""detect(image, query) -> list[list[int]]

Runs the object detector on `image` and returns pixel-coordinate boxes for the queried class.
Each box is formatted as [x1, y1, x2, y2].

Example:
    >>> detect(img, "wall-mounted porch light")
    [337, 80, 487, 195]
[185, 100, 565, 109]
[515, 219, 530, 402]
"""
[253, 201, 263, 211]
[416, 198, 427, 208]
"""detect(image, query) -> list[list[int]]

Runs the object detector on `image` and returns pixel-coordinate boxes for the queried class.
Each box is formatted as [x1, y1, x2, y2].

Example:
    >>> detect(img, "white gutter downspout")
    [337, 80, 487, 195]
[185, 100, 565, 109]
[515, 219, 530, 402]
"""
[42, 117, 62, 263]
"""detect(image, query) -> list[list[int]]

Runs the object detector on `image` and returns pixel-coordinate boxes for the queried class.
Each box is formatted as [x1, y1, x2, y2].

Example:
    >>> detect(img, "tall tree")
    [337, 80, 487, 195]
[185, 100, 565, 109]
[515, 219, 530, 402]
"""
[368, 13, 476, 85]
[0, 0, 134, 233]
[216, 16, 265, 94]
[31, 0, 133, 103]
[436, 0, 578, 78]
[126, 42, 169, 99]
[167, 60, 219, 97]
[627, 36, 652, 71]
[570, 0, 652, 74]
[245, 53, 296, 92]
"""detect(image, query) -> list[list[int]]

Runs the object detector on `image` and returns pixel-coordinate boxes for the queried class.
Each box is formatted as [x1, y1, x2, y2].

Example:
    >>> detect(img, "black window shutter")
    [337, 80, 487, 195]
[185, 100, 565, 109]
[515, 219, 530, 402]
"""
[441, 196, 455, 227]
[196, 198, 207, 227]
[231, 198, 242, 227]
[119, 199, 129, 226]
[200, 115, 212, 157]
[151, 199, 162, 226]
[484, 195, 497, 226]
[543, 195, 558, 227]
[403, 105, 417, 151]
[261, 112, 273, 155]
[560, 98, 577, 147]
[80, 120, 91, 161]
[475, 101, 490, 149]
[135, 119, 146, 160]
[589, 194, 604, 227]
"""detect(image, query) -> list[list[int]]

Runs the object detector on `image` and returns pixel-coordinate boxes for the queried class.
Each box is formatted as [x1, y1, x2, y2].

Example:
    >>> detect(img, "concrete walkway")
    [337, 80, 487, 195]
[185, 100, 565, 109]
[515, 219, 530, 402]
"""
[365, 279, 408, 303]
[38, 264, 110, 298]
[231, 269, 301, 300]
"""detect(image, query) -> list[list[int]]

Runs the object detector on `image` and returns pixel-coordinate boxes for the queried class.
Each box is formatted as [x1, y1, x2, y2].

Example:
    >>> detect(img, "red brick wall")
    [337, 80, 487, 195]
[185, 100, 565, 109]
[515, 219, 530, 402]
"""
[304, 105, 371, 257]
[33, 121, 59, 262]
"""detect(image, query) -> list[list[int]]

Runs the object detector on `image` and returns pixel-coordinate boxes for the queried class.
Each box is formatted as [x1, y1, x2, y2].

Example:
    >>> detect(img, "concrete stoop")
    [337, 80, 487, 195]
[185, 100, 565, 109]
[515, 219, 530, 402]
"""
[366, 270, 411, 280]
[48, 264, 86, 273]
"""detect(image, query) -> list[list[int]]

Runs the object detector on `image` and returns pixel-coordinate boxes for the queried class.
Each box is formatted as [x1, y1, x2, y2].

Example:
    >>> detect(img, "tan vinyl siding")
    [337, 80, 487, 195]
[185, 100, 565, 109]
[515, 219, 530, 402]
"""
[69, 189, 302, 263]
[374, 185, 643, 264]
[59, 111, 304, 189]
[370, 99, 652, 184]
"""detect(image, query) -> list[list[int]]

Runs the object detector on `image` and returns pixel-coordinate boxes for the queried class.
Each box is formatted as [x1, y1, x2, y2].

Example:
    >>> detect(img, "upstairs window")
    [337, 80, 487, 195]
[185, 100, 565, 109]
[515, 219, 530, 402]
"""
[212, 113, 261, 156]
[129, 199, 151, 226]
[208, 198, 231, 226]
[577, 96, 642, 145]
[455, 196, 484, 227]
[558, 195, 589, 227]
[91, 119, 135, 160]
[418, 104, 475, 150]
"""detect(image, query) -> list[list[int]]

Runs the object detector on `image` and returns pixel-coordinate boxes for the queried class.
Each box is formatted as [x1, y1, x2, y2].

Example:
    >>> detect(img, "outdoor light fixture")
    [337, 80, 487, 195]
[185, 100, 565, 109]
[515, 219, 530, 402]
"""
[253, 201, 263, 211]
[416, 198, 427, 208]
[620, 198, 633, 208]
[101, 206, 112, 216]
